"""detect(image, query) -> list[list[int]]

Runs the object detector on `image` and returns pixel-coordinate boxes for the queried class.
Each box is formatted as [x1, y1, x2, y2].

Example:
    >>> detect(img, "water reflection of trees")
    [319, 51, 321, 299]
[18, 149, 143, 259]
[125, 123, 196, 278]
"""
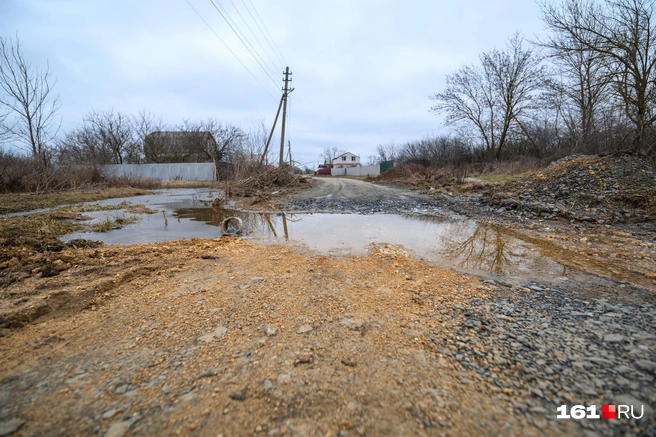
[174, 207, 298, 239]
[441, 224, 521, 274]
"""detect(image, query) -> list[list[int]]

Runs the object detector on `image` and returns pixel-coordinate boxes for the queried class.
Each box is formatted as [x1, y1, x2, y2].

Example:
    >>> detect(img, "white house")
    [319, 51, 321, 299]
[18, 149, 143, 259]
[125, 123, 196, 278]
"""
[332, 152, 360, 168]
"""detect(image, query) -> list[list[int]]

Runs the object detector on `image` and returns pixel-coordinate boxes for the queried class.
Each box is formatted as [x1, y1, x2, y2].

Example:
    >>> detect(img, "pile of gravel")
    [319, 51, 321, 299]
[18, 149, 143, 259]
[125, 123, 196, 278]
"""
[484, 154, 656, 224]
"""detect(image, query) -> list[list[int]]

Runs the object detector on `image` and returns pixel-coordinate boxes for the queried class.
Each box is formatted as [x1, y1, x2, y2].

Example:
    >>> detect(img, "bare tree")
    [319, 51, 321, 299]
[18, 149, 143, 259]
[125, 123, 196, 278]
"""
[375, 142, 399, 162]
[431, 34, 544, 158]
[58, 124, 110, 165]
[179, 119, 245, 177]
[540, 0, 656, 154]
[59, 109, 138, 165]
[320, 147, 346, 164]
[203, 120, 245, 164]
[134, 109, 165, 162]
[0, 36, 60, 162]
[85, 109, 138, 164]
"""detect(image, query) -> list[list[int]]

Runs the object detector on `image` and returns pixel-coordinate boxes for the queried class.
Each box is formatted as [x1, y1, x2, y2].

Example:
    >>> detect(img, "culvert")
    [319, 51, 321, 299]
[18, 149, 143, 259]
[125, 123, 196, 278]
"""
[221, 217, 243, 235]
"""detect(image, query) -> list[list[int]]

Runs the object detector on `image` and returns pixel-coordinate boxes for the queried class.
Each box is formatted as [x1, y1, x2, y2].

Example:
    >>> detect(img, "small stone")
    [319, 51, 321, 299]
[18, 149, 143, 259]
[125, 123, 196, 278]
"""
[198, 326, 228, 343]
[0, 419, 25, 436]
[294, 355, 313, 366]
[229, 392, 245, 401]
[296, 324, 313, 334]
[603, 334, 625, 343]
[179, 392, 197, 403]
[102, 409, 118, 419]
[588, 357, 614, 366]
[105, 416, 139, 437]
[635, 360, 656, 373]
[114, 384, 128, 394]
[262, 379, 274, 390]
[265, 326, 278, 336]
[198, 369, 218, 378]
[277, 374, 291, 384]
[341, 358, 356, 367]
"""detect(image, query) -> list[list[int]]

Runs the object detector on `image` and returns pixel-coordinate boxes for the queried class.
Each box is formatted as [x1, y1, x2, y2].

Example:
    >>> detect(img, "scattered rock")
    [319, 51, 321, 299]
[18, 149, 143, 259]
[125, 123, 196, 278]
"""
[229, 392, 245, 401]
[294, 355, 313, 366]
[262, 379, 274, 390]
[0, 418, 25, 436]
[264, 326, 278, 336]
[635, 360, 656, 373]
[603, 334, 625, 343]
[179, 392, 197, 403]
[296, 324, 313, 334]
[102, 409, 118, 420]
[341, 358, 356, 367]
[198, 326, 228, 343]
[105, 416, 139, 437]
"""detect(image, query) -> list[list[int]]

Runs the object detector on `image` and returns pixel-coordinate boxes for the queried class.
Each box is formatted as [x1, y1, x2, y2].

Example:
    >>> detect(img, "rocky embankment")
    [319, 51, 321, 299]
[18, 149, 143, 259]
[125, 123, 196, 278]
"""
[481, 153, 656, 225]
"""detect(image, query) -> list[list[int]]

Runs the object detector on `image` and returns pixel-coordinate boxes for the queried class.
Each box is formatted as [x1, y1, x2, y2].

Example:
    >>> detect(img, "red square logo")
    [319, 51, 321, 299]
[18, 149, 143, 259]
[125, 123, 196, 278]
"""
[602, 404, 616, 419]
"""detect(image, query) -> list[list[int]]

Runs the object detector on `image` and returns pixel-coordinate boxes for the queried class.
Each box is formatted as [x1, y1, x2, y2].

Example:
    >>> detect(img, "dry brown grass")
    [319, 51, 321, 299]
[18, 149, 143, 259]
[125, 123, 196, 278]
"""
[374, 160, 543, 192]
[0, 187, 153, 215]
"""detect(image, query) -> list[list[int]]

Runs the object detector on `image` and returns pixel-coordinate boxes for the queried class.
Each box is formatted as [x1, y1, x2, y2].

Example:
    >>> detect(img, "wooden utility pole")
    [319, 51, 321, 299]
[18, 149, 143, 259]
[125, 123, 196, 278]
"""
[287, 140, 292, 167]
[279, 66, 292, 167]
[260, 95, 283, 165]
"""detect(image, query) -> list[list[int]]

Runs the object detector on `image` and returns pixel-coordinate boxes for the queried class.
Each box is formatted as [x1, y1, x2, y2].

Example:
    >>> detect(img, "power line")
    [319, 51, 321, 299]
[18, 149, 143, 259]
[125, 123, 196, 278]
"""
[227, 0, 284, 75]
[208, 0, 280, 89]
[242, 0, 288, 69]
[214, 0, 279, 80]
[184, 0, 278, 102]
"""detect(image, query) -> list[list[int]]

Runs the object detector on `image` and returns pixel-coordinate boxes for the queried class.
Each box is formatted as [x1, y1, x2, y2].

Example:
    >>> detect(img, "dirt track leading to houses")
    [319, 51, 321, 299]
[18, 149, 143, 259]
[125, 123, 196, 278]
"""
[1, 179, 655, 437]
[279, 177, 439, 215]
[290, 177, 414, 201]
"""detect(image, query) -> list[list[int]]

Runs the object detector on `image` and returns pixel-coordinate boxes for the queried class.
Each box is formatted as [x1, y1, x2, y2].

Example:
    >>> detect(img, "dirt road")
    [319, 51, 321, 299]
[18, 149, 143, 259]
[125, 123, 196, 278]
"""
[281, 177, 437, 214]
[0, 239, 564, 437]
[291, 178, 414, 201]
[1, 181, 655, 437]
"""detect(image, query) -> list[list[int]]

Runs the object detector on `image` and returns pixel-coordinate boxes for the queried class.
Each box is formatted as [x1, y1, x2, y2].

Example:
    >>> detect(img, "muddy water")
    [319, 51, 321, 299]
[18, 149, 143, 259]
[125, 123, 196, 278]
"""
[55, 189, 593, 286]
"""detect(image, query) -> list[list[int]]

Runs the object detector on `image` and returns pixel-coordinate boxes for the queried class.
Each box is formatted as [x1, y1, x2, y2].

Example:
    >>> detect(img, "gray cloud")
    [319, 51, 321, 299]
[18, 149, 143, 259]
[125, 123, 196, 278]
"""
[1, 0, 545, 166]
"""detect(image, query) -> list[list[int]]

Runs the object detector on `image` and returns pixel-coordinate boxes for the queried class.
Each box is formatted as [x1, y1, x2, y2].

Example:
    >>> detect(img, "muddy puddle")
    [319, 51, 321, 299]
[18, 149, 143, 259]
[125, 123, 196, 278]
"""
[52, 188, 612, 286]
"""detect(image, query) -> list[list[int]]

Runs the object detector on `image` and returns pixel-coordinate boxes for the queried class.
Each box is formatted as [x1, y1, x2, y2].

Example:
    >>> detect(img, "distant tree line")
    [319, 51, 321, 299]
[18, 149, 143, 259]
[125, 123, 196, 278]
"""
[56, 109, 253, 167]
[0, 35, 277, 192]
[372, 0, 656, 169]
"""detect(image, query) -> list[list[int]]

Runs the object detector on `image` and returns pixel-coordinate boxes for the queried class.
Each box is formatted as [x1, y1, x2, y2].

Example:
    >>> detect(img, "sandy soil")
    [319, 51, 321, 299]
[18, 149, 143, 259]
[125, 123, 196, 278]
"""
[0, 239, 569, 437]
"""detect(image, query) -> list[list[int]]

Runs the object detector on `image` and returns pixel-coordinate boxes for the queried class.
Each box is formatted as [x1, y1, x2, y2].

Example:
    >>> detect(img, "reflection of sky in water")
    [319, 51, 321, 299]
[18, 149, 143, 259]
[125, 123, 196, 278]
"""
[60, 189, 574, 284]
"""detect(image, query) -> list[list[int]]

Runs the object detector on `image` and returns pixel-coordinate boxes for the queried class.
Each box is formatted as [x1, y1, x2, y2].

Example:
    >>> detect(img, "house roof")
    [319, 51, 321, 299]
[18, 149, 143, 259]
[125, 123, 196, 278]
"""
[332, 152, 359, 160]
[145, 131, 216, 143]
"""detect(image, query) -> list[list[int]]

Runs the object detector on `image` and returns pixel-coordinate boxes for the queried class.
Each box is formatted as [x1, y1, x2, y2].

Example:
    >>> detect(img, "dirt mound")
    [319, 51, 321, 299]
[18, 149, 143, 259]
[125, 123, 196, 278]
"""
[485, 153, 656, 223]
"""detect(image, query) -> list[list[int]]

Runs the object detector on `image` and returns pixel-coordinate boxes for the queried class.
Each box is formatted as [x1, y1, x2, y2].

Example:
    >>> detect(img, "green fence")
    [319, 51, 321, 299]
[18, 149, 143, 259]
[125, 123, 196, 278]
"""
[379, 160, 394, 173]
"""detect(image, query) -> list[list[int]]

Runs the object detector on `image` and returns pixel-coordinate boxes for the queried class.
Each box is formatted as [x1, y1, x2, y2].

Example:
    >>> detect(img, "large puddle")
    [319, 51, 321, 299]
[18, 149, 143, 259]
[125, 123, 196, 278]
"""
[54, 188, 595, 286]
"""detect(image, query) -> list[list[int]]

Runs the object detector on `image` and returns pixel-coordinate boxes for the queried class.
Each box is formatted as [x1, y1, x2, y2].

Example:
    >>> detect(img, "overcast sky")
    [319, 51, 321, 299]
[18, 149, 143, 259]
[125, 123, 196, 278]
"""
[1, 0, 546, 167]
